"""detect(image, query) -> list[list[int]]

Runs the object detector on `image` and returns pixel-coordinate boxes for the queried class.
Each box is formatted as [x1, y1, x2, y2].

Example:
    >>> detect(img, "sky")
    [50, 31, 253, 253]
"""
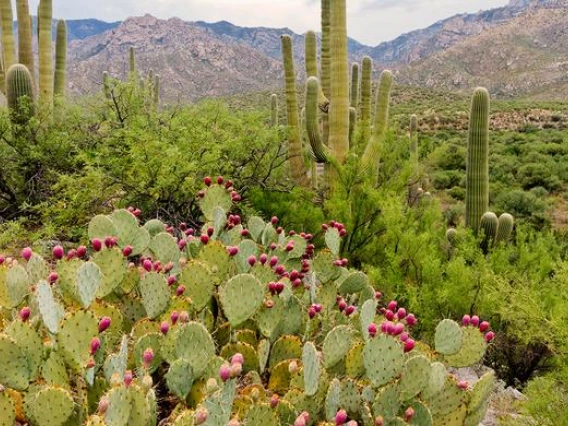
[27, 0, 510, 45]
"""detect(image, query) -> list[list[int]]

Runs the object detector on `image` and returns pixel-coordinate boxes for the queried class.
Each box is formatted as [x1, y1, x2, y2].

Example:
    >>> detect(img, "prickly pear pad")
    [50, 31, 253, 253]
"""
[322, 325, 355, 368]
[179, 261, 215, 311]
[24, 386, 75, 426]
[166, 359, 194, 400]
[435, 319, 463, 356]
[0, 392, 15, 426]
[398, 355, 431, 401]
[139, 272, 170, 319]
[175, 322, 215, 378]
[0, 334, 30, 390]
[219, 274, 264, 326]
[58, 310, 99, 371]
[444, 327, 486, 367]
[363, 334, 405, 387]
[302, 341, 320, 396]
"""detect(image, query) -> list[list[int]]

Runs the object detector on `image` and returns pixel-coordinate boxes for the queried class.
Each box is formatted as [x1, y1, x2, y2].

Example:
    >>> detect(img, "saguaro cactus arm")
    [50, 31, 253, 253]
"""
[54, 20, 67, 98]
[0, 0, 16, 73]
[16, 0, 34, 82]
[38, 0, 53, 105]
[305, 30, 329, 113]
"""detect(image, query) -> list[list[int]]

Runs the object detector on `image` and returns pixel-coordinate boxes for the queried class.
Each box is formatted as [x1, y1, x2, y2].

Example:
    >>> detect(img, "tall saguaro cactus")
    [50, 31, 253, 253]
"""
[350, 62, 360, 108]
[280, 35, 308, 186]
[271, 94, 278, 128]
[16, 0, 35, 82]
[6, 64, 35, 124]
[465, 87, 490, 233]
[38, 0, 54, 105]
[0, 0, 16, 74]
[54, 20, 67, 98]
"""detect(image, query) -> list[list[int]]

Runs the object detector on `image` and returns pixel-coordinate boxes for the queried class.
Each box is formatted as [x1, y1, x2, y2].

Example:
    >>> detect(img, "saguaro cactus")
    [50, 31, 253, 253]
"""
[350, 62, 360, 109]
[271, 94, 278, 127]
[54, 20, 67, 98]
[281, 35, 308, 186]
[465, 88, 490, 233]
[38, 0, 54, 105]
[16, 0, 35, 82]
[359, 56, 373, 135]
[0, 0, 16, 74]
[6, 64, 35, 124]
[153, 74, 160, 108]
[129, 47, 136, 81]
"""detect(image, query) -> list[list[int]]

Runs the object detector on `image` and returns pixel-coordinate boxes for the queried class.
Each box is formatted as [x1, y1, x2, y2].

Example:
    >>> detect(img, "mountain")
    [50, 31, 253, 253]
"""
[398, 2, 568, 100]
[62, 0, 568, 101]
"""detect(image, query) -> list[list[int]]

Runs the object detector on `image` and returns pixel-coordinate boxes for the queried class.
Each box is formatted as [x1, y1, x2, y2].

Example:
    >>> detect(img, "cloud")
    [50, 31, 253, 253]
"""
[27, 0, 509, 45]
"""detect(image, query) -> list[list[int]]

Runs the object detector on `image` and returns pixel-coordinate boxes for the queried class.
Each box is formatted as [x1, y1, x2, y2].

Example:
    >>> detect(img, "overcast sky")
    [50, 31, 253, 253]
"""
[27, 0, 510, 45]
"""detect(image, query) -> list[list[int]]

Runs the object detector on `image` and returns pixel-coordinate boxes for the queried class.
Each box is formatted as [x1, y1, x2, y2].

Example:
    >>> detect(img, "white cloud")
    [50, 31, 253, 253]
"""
[26, 0, 509, 45]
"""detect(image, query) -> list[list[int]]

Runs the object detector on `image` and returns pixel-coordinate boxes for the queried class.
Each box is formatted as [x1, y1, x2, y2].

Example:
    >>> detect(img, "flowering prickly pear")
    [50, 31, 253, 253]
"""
[387, 300, 397, 311]
[485, 331, 495, 342]
[98, 317, 111, 333]
[406, 314, 418, 326]
[368, 323, 377, 337]
[52, 245, 64, 260]
[219, 364, 231, 382]
[201, 235, 209, 245]
[479, 321, 490, 332]
[122, 245, 133, 257]
[471, 316, 480, 327]
[142, 348, 154, 367]
[21, 247, 32, 261]
[170, 311, 179, 324]
[228, 246, 239, 256]
[462, 315, 471, 326]
[49, 271, 59, 283]
[404, 338, 416, 353]
[19, 307, 31, 322]
[77, 245, 87, 258]
[160, 321, 170, 335]
[143, 259, 153, 272]
[335, 409, 348, 425]
[204, 176, 212, 186]
[91, 238, 102, 252]
[90, 337, 101, 355]
[168, 276, 177, 286]
[176, 285, 185, 296]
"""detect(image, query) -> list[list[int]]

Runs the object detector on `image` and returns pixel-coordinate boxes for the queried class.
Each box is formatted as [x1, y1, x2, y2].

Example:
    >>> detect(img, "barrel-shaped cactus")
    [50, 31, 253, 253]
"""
[54, 20, 68, 98]
[6, 63, 36, 124]
[465, 88, 490, 233]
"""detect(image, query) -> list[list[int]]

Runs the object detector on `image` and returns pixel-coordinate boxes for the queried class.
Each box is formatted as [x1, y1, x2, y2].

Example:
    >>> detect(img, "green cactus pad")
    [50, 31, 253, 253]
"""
[199, 185, 232, 221]
[143, 219, 166, 237]
[56, 258, 82, 303]
[235, 239, 259, 273]
[255, 296, 285, 340]
[243, 403, 280, 426]
[345, 341, 365, 377]
[270, 335, 303, 368]
[235, 329, 257, 345]
[268, 359, 294, 393]
[432, 403, 468, 426]
[325, 378, 341, 421]
[258, 339, 270, 373]
[139, 272, 170, 319]
[5, 264, 29, 307]
[179, 261, 215, 311]
[104, 335, 129, 382]
[338, 271, 369, 295]
[93, 248, 126, 298]
[198, 241, 230, 281]
[325, 227, 341, 255]
[421, 362, 447, 401]
[278, 295, 304, 336]
[41, 350, 69, 388]
[171, 410, 196, 426]
[58, 310, 99, 371]
[110, 210, 150, 255]
[36, 280, 65, 334]
[175, 322, 215, 378]
[0, 333, 30, 390]
[341, 378, 362, 418]
[360, 299, 377, 341]
[27, 253, 50, 285]
[406, 401, 433, 426]
[363, 334, 405, 387]
[372, 382, 401, 421]
[423, 377, 468, 420]
[323, 325, 355, 368]
[5, 320, 43, 380]
[104, 387, 132, 426]
[443, 327, 487, 368]
[313, 250, 341, 283]
[465, 371, 495, 426]
[435, 319, 463, 356]
[88, 215, 117, 241]
[302, 341, 320, 396]
[202, 378, 236, 426]
[248, 216, 266, 242]
[166, 359, 194, 400]
[91, 302, 124, 345]
[150, 232, 180, 269]
[134, 332, 163, 372]
[0, 392, 15, 426]
[220, 341, 259, 373]
[24, 386, 75, 426]
[219, 274, 264, 327]
[261, 223, 279, 247]
[285, 235, 308, 259]
[76, 261, 102, 308]
[398, 355, 431, 401]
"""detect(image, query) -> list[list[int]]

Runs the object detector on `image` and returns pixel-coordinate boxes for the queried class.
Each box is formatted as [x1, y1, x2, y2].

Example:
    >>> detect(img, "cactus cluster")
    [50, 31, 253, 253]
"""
[1, 0, 68, 123]
[0, 177, 495, 425]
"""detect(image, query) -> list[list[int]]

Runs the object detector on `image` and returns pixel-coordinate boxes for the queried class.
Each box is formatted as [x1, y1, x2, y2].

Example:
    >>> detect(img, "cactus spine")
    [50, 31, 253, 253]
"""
[6, 63, 35, 124]
[54, 20, 67, 98]
[38, 0, 53, 105]
[16, 0, 35, 84]
[465, 88, 490, 234]
[0, 0, 16, 76]
[271, 94, 278, 127]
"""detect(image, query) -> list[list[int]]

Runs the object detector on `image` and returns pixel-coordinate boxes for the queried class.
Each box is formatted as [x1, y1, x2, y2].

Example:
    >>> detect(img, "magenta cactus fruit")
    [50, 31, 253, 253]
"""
[406, 314, 418, 326]
[167, 275, 177, 286]
[228, 246, 239, 256]
[122, 245, 133, 257]
[248, 255, 257, 267]
[479, 321, 490, 332]
[393, 323, 405, 336]
[176, 285, 186, 296]
[403, 338, 416, 353]
[387, 300, 397, 311]
[90, 337, 101, 355]
[271, 216, 279, 225]
[338, 300, 347, 312]
[19, 306, 31, 322]
[207, 227, 214, 237]
[404, 407, 415, 421]
[98, 397, 109, 414]
[345, 305, 356, 316]
[77, 245, 87, 258]
[170, 311, 179, 325]
[462, 315, 471, 326]
[160, 321, 170, 335]
[458, 380, 469, 390]
[91, 238, 102, 252]
[142, 259, 153, 272]
[200, 235, 210, 245]
[259, 253, 268, 264]
[231, 353, 244, 365]
[48, 271, 59, 283]
[400, 332, 409, 342]
[471, 315, 480, 327]
[230, 362, 243, 378]
[124, 370, 133, 387]
[375, 416, 384, 426]
[52, 245, 64, 260]
[396, 307, 407, 319]
[204, 176, 212, 186]
[485, 331, 495, 342]
[98, 317, 111, 333]
[217, 176, 224, 185]
[219, 364, 231, 382]
[142, 348, 154, 367]
[368, 323, 378, 337]
[269, 256, 278, 267]
[335, 409, 348, 425]
[21, 247, 32, 261]
[195, 408, 209, 425]
[270, 394, 280, 408]
[385, 310, 395, 321]
[308, 305, 317, 319]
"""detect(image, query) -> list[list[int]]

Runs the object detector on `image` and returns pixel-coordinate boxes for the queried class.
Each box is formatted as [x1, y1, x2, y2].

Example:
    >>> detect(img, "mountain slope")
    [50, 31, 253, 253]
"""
[398, 6, 568, 100]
